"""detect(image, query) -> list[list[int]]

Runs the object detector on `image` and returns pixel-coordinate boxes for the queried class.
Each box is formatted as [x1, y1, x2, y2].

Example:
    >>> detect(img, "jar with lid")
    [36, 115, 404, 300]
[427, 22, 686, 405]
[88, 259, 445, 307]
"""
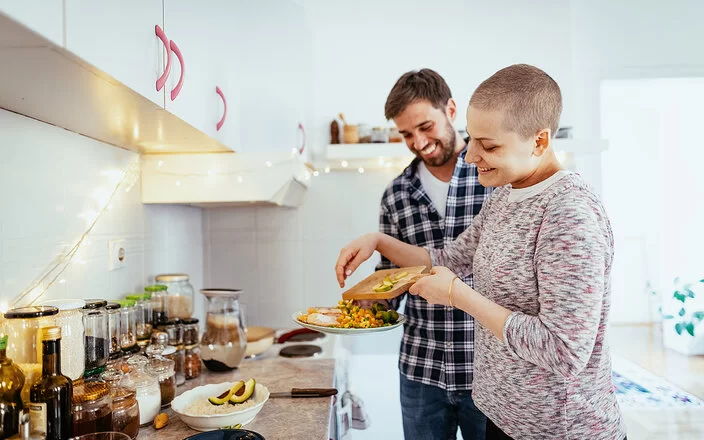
[388, 126, 403, 143]
[157, 321, 185, 386]
[83, 299, 109, 377]
[105, 303, 122, 361]
[144, 285, 168, 326]
[147, 354, 176, 407]
[38, 299, 86, 381]
[145, 331, 168, 359]
[181, 318, 200, 348]
[100, 369, 139, 439]
[357, 124, 372, 144]
[155, 274, 195, 320]
[123, 356, 160, 426]
[199, 289, 247, 371]
[125, 294, 152, 347]
[72, 380, 113, 437]
[184, 347, 201, 380]
[2, 306, 59, 403]
[371, 126, 389, 143]
[114, 300, 138, 355]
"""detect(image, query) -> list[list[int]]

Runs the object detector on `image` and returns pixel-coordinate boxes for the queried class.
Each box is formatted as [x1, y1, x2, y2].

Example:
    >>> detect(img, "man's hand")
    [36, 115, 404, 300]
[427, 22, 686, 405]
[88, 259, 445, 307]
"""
[335, 233, 380, 287]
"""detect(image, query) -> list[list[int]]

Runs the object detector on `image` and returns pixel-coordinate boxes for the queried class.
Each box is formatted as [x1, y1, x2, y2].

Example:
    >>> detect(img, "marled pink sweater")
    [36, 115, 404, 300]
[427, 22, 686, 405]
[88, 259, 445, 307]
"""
[430, 173, 626, 439]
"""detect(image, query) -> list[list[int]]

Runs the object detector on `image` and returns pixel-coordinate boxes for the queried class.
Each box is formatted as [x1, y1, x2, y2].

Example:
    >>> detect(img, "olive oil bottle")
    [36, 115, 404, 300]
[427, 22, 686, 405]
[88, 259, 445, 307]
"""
[0, 334, 25, 438]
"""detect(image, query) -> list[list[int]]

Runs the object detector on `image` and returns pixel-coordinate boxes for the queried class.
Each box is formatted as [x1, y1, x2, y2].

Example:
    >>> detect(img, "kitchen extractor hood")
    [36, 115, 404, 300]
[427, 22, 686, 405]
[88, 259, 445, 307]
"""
[141, 152, 311, 207]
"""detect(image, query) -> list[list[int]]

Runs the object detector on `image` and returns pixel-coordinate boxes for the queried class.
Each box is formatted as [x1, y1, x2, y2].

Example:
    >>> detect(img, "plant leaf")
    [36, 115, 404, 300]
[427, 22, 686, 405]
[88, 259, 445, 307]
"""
[692, 311, 704, 321]
[674, 292, 687, 303]
[675, 323, 685, 335]
[674, 277, 681, 284]
[662, 314, 675, 319]
[679, 307, 686, 317]
[699, 278, 704, 283]
[685, 288, 696, 298]
[686, 323, 695, 337]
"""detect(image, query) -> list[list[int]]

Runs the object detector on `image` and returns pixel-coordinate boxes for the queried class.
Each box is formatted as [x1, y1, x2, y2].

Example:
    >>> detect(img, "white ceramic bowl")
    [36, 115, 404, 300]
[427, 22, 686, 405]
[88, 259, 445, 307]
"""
[171, 382, 270, 431]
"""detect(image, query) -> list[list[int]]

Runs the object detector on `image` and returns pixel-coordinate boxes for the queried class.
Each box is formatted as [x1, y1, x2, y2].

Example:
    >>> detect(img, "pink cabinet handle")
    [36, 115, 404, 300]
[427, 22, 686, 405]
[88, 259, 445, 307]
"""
[155, 25, 171, 92]
[169, 40, 185, 100]
[298, 123, 306, 154]
[216, 86, 227, 131]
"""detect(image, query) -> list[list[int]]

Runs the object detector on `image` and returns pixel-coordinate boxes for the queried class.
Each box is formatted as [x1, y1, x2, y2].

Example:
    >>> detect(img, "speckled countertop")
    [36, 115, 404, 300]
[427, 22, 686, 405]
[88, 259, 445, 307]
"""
[136, 357, 335, 440]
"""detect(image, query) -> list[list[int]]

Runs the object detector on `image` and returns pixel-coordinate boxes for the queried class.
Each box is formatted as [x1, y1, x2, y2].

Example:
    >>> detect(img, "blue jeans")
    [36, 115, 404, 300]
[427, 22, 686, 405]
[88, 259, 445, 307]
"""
[400, 374, 486, 440]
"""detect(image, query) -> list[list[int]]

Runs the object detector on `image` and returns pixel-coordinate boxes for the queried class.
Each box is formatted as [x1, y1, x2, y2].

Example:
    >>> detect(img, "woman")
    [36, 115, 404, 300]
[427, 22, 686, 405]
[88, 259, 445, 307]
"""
[335, 64, 626, 440]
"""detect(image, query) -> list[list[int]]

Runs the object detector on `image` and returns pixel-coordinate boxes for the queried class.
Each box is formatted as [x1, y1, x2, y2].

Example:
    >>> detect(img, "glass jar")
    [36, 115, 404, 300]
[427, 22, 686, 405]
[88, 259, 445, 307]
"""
[114, 301, 138, 355]
[155, 274, 195, 320]
[2, 306, 59, 404]
[125, 294, 152, 347]
[184, 347, 201, 380]
[100, 369, 139, 439]
[123, 356, 160, 426]
[199, 289, 247, 371]
[83, 300, 109, 377]
[72, 381, 113, 437]
[371, 126, 389, 143]
[38, 299, 86, 381]
[357, 124, 372, 144]
[158, 320, 185, 386]
[181, 318, 200, 348]
[144, 331, 168, 358]
[105, 303, 122, 361]
[148, 355, 176, 407]
[388, 126, 403, 143]
[144, 285, 168, 327]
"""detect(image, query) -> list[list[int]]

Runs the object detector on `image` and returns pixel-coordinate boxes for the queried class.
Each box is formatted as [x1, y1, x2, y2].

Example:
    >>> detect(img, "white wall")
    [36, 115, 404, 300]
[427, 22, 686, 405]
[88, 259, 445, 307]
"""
[204, 170, 397, 327]
[300, 0, 574, 155]
[0, 109, 204, 319]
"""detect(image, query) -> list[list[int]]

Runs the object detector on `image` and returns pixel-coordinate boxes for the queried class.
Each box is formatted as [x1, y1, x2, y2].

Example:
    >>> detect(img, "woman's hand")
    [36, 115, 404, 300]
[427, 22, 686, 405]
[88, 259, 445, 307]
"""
[408, 266, 460, 306]
[335, 233, 380, 287]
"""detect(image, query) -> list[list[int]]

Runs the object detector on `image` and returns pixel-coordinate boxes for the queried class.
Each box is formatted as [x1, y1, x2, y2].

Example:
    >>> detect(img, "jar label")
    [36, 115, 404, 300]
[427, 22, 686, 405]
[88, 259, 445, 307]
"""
[29, 402, 47, 435]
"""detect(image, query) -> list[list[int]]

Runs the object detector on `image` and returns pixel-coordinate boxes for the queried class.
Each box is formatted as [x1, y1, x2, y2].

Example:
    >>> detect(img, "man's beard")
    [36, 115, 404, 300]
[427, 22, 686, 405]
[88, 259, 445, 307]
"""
[415, 119, 457, 167]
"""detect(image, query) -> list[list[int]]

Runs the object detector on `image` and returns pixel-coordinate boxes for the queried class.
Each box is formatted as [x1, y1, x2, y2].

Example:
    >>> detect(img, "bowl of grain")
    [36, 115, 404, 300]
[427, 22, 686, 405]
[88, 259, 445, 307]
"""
[171, 381, 270, 431]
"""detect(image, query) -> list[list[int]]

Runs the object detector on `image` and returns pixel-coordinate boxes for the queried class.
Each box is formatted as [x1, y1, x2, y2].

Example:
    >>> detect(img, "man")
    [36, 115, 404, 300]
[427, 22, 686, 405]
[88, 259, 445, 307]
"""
[376, 69, 493, 439]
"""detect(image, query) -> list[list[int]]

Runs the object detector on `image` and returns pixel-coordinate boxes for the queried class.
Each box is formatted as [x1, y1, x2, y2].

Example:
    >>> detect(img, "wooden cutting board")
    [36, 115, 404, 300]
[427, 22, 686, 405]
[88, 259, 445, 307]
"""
[341, 266, 430, 301]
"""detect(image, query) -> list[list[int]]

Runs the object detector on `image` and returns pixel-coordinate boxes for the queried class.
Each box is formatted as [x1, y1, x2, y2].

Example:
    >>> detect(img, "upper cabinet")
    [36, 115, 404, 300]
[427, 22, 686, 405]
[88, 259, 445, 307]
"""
[63, 0, 166, 107]
[0, 0, 63, 46]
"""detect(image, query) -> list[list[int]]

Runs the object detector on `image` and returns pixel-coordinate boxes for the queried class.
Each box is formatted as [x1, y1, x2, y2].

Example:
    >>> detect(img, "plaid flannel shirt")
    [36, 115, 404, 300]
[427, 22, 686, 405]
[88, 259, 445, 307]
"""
[377, 146, 493, 391]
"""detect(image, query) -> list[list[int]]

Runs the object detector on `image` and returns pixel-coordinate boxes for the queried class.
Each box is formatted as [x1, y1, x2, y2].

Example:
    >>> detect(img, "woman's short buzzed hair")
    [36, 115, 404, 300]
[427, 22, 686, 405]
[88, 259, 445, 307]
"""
[470, 64, 562, 139]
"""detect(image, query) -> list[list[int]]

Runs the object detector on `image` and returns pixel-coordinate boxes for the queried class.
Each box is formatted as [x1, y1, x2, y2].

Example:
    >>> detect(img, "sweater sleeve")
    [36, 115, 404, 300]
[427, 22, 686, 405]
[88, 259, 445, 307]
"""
[503, 189, 612, 378]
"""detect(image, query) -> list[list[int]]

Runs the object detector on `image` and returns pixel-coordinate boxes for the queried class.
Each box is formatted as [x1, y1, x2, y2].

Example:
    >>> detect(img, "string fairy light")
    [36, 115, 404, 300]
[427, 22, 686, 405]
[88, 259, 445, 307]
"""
[10, 156, 141, 309]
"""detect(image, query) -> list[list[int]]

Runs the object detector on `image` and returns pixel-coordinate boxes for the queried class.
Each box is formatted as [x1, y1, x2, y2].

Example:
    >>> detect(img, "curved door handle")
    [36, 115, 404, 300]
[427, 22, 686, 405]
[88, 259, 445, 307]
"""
[170, 40, 185, 101]
[298, 123, 306, 155]
[216, 86, 227, 131]
[155, 25, 171, 92]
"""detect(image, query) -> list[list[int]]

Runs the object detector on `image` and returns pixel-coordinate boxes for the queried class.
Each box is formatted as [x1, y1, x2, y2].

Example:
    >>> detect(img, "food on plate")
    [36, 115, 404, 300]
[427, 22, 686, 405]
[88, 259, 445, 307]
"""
[372, 271, 409, 292]
[298, 300, 400, 329]
[185, 379, 260, 415]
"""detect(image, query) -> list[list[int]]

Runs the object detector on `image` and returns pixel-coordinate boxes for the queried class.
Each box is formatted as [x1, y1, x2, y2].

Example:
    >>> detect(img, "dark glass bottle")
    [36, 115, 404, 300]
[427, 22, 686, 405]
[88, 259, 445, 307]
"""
[28, 327, 73, 439]
[0, 334, 25, 438]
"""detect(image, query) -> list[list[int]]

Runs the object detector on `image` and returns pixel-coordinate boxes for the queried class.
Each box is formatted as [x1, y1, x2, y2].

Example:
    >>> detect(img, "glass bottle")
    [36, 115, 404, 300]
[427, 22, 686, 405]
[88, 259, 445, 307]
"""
[83, 300, 109, 377]
[8, 411, 45, 440]
[2, 306, 59, 404]
[72, 381, 113, 436]
[114, 300, 138, 355]
[123, 356, 160, 426]
[125, 294, 152, 348]
[29, 326, 73, 439]
[0, 334, 25, 438]
[105, 303, 122, 361]
[38, 299, 86, 381]
[200, 289, 247, 371]
[155, 274, 195, 319]
[100, 369, 139, 439]
[144, 285, 168, 327]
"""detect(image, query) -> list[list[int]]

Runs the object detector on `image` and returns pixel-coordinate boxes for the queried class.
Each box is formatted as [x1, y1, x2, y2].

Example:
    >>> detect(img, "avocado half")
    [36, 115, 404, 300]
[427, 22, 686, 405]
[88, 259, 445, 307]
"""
[230, 378, 256, 404]
[208, 380, 244, 405]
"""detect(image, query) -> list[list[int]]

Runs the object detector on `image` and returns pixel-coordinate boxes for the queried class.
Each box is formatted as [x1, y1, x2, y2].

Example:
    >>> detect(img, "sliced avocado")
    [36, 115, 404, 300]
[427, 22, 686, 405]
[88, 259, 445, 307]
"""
[393, 271, 408, 281]
[373, 284, 392, 293]
[230, 378, 256, 404]
[383, 276, 394, 287]
[209, 381, 241, 405]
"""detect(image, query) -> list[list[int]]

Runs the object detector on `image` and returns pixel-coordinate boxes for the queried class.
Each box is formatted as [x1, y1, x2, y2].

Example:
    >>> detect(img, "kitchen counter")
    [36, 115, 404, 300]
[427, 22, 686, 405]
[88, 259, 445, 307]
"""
[136, 357, 336, 440]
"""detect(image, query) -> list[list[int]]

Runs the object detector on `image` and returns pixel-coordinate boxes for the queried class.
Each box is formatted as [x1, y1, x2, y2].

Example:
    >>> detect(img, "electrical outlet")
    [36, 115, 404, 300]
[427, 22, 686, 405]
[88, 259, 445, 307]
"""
[108, 239, 126, 271]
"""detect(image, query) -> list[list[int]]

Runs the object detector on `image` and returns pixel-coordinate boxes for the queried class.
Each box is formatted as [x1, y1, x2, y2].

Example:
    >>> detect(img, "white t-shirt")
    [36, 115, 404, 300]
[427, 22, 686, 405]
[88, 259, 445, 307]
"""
[418, 162, 451, 218]
[508, 170, 572, 203]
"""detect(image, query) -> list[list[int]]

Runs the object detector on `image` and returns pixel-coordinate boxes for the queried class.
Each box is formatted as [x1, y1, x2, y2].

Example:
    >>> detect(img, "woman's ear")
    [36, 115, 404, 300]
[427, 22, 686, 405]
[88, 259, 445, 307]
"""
[533, 129, 551, 156]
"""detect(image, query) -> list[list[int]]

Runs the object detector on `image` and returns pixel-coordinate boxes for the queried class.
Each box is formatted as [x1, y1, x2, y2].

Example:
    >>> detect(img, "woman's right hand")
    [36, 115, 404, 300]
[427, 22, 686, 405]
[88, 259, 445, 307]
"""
[335, 232, 380, 287]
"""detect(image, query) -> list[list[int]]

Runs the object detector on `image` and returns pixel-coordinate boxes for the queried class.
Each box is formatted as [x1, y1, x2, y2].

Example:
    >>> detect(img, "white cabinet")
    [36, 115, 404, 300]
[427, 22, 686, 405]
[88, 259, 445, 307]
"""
[63, 0, 166, 107]
[0, 0, 63, 46]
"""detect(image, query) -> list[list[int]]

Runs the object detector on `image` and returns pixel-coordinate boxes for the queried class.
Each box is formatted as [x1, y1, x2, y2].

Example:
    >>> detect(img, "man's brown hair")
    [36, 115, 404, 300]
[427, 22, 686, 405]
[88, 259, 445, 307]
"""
[385, 69, 452, 120]
[469, 64, 562, 139]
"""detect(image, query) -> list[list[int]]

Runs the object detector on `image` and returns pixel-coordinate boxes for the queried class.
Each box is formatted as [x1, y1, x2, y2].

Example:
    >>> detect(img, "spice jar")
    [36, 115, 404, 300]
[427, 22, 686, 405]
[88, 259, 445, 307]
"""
[83, 299, 109, 377]
[358, 124, 372, 144]
[181, 318, 200, 348]
[371, 126, 389, 143]
[2, 306, 59, 403]
[158, 320, 185, 386]
[124, 356, 160, 426]
[184, 347, 201, 380]
[155, 274, 195, 320]
[388, 126, 403, 143]
[105, 303, 122, 361]
[114, 300, 138, 355]
[148, 354, 176, 407]
[125, 294, 152, 348]
[38, 299, 86, 380]
[144, 285, 168, 326]
[72, 380, 113, 437]
[342, 124, 359, 144]
[101, 369, 140, 439]
[145, 331, 168, 358]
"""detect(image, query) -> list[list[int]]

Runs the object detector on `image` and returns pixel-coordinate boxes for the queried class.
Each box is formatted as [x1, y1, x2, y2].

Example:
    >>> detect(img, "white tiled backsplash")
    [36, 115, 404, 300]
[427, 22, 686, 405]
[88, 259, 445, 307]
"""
[204, 171, 397, 327]
[0, 109, 204, 318]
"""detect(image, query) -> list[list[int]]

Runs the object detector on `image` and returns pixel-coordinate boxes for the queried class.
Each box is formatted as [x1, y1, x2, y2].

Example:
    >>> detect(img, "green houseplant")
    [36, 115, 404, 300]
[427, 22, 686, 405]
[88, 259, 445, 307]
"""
[656, 277, 704, 355]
